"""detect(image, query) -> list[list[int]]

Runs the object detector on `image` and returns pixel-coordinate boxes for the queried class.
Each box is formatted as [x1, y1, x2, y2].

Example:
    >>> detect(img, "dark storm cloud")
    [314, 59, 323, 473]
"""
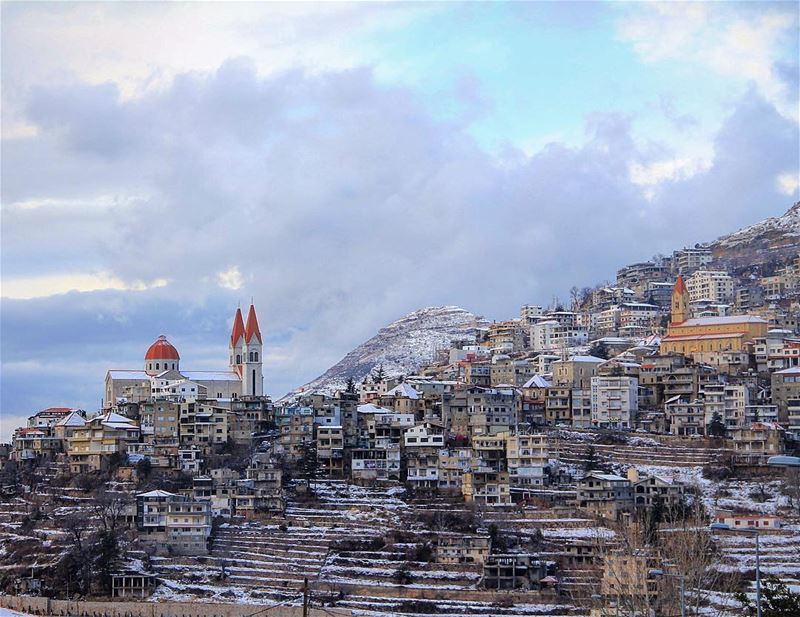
[1, 62, 797, 437]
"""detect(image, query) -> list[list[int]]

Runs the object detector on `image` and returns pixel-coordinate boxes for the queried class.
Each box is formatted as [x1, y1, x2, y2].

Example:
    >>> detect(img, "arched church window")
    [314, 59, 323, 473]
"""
[249, 352, 254, 362]
[236, 354, 241, 364]
[255, 352, 259, 362]
[156, 362, 160, 370]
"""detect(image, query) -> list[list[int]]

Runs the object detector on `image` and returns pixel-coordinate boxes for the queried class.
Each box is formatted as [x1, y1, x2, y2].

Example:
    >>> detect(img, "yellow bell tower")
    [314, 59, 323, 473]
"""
[670, 275, 689, 325]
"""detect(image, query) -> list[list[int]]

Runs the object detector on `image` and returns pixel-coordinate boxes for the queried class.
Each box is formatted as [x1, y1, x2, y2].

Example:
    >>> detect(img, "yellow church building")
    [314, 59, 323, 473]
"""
[660, 275, 768, 357]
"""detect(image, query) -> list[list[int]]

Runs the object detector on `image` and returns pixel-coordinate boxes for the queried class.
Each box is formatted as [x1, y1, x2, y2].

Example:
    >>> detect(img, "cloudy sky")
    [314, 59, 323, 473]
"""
[1, 1, 798, 439]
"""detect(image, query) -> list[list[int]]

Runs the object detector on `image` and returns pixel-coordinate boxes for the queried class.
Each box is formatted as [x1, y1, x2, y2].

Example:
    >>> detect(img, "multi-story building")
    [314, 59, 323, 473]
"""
[136, 490, 211, 556]
[316, 425, 344, 478]
[490, 357, 535, 387]
[437, 447, 472, 491]
[686, 270, 734, 304]
[729, 423, 786, 455]
[771, 366, 800, 425]
[68, 412, 140, 473]
[570, 388, 593, 428]
[436, 535, 491, 565]
[617, 261, 671, 295]
[487, 320, 526, 352]
[178, 400, 229, 448]
[576, 471, 633, 519]
[672, 247, 713, 274]
[234, 454, 283, 515]
[665, 399, 705, 436]
[483, 555, 548, 590]
[591, 376, 638, 429]
[545, 387, 571, 425]
[279, 410, 314, 460]
[701, 383, 748, 428]
[627, 468, 685, 510]
[506, 433, 548, 488]
[350, 445, 401, 482]
[520, 304, 544, 326]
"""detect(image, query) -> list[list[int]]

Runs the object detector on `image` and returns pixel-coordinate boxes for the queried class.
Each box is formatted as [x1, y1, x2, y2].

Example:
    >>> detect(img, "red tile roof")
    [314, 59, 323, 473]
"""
[244, 304, 262, 344]
[145, 335, 180, 360]
[230, 307, 245, 347]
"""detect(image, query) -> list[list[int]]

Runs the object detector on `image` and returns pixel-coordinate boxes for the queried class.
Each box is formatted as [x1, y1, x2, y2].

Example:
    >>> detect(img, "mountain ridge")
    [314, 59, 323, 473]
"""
[288, 202, 799, 398]
[287, 305, 488, 398]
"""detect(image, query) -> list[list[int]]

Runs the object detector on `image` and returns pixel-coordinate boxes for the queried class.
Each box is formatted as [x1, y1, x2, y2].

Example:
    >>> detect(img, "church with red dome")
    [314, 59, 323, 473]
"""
[104, 304, 264, 407]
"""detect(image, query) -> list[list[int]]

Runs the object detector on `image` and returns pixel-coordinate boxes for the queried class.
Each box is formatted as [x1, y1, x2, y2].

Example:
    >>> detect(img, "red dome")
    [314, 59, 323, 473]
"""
[145, 335, 180, 361]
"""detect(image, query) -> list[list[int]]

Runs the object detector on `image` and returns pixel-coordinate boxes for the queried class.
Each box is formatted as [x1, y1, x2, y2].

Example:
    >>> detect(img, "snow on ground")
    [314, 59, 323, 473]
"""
[0, 609, 35, 617]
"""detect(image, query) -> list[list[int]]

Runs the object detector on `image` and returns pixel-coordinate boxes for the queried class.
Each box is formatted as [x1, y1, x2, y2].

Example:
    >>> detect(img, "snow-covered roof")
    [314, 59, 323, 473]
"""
[357, 403, 394, 414]
[136, 490, 179, 498]
[564, 355, 606, 363]
[775, 366, 800, 375]
[584, 471, 627, 482]
[107, 370, 149, 380]
[182, 371, 241, 382]
[95, 412, 139, 430]
[55, 411, 86, 427]
[384, 383, 420, 399]
[522, 375, 552, 388]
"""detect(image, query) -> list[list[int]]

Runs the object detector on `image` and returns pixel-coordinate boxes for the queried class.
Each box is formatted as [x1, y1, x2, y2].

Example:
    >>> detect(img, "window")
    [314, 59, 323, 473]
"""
[254, 351, 259, 361]
[236, 354, 241, 364]
[156, 363, 160, 370]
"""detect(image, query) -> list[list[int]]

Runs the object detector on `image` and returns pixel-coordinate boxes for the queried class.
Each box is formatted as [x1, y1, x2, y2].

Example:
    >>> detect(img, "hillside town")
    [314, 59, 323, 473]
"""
[2, 239, 800, 617]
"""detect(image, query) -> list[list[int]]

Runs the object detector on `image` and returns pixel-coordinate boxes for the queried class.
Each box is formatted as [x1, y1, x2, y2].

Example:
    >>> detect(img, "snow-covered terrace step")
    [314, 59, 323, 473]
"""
[213, 536, 331, 551]
[212, 544, 329, 560]
[207, 553, 326, 571]
[214, 530, 335, 544]
[319, 567, 480, 586]
[152, 561, 320, 579]
[211, 548, 327, 565]
[215, 528, 334, 542]
[328, 556, 480, 573]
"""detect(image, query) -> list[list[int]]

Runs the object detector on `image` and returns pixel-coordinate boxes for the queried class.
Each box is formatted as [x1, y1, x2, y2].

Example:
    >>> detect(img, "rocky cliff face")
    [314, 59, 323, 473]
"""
[288, 306, 487, 397]
[710, 201, 800, 266]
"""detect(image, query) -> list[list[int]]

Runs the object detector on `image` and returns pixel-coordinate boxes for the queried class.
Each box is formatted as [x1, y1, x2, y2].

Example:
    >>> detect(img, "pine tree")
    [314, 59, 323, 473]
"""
[708, 412, 726, 437]
[344, 376, 356, 393]
[372, 364, 387, 383]
[735, 575, 800, 616]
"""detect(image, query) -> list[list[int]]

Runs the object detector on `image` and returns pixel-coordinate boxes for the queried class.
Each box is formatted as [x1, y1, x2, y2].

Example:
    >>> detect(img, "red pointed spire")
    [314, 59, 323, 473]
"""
[674, 274, 687, 294]
[244, 304, 262, 344]
[230, 307, 245, 347]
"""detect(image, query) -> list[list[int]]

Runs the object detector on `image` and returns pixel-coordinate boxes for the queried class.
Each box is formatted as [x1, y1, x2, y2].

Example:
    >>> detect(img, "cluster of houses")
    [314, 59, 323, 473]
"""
[6, 250, 800, 559]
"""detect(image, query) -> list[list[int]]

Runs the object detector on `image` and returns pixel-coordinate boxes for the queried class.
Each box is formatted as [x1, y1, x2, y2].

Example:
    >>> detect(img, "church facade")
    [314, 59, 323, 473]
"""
[104, 304, 264, 408]
[660, 275, 768, 358]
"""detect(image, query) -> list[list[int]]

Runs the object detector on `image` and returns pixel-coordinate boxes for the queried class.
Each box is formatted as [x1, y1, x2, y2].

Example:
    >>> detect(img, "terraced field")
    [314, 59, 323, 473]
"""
[148, 481, 586, 616]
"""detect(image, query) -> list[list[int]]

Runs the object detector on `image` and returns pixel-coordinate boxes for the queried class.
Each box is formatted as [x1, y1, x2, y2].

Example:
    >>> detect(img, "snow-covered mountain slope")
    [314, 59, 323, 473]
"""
[710, 202, 800, 263]
[288, 306, 488, 397]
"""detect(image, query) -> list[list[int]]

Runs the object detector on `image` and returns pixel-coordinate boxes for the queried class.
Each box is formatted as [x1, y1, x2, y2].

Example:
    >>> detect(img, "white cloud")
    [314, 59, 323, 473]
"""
[0, 2, 433, 138]
[776, 172, 800, 196]
[617, 3, 799, 123]
[1, 272, 167, 299]
[217, 266, 244, 291]
[629, 155, 714, 195]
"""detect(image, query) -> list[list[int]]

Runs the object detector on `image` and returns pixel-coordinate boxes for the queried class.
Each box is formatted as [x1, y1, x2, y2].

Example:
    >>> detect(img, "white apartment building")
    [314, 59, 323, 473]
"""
[520, 304, 544, 325]
[590, 376, 638, 429]
[686, 270, 734, 304]
[702, 383, 748, 428]
[506, 433, 548, 487]
[530, 320, 588, 353]
[673, 247, 713, 273]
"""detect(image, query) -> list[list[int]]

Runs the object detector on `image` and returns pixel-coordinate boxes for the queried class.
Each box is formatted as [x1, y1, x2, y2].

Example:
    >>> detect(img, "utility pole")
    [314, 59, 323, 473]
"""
[754, 531, 762, 617]
[302, 577, 309, 617]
